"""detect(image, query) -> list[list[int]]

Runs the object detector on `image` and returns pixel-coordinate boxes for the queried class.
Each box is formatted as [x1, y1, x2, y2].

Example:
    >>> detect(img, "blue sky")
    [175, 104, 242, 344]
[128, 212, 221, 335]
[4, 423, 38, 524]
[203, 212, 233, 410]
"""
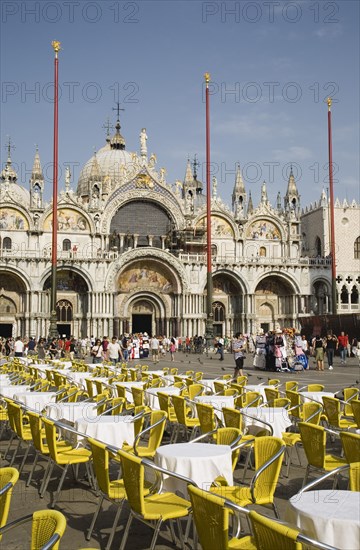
[1, 0, 359, 208]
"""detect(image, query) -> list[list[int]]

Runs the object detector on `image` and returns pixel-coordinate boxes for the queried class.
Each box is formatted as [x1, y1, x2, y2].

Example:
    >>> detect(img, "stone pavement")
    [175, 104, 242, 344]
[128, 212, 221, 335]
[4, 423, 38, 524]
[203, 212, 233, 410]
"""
[1, 352, 359, 549]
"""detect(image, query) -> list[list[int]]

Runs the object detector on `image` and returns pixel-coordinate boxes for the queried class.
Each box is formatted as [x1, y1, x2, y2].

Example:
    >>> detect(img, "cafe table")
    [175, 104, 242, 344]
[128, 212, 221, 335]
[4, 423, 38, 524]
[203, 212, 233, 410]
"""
[299, 391, 334, 403]
[46, 401, 98, 423]
[0, 385, 31, 398]
[75, 414, 135, 448]
[155, 442, 233, 498]
[14, 391, 57, 411]
[241, 406, 292, 438]
[286, 490, 360, 550]
[194, 395, 235, 422]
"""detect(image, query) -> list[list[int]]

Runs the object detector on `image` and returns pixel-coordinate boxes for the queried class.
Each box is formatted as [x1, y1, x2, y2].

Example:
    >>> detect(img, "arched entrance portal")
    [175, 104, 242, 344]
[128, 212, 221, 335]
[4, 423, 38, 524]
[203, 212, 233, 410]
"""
[131, 299, 153, 335]
[0, 272, 27, 337]
[254, 275, 296, 330]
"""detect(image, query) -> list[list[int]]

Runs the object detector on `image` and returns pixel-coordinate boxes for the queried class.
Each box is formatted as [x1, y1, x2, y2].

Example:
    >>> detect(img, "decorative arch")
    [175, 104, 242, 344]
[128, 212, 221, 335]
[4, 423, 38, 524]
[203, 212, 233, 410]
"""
[254, 271, 300, 295]
[354, 236, 360, 259]
[194, 215, 235, 239]
[43, 206, 93, 233]
[351, 285, 359, 304]
[0, 206, 31, 231]
[56, 299, 73, 322]
[315, 236, 322, 256]
[40, 265, 94, 293]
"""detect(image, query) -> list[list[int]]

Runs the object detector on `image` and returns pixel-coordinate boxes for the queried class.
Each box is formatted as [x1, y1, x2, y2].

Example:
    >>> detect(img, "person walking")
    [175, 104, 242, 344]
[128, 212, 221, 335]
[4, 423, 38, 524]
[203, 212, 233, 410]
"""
[169, 337, 176, 362]
[232, 332, 246, 379]
[312, 334, 325, 371]
[91, 339, 104, 364]
[14, 336, 24, 358]
[150, 335, 160, 364]
[337, 331, 348, 364]
[107, 337, 122, 365]
[325, 331, 338, 370]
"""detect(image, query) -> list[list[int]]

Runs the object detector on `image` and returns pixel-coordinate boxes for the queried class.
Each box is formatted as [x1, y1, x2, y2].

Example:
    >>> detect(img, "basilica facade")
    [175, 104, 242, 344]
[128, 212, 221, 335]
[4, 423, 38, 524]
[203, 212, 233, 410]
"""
[1, 115, 353, 339]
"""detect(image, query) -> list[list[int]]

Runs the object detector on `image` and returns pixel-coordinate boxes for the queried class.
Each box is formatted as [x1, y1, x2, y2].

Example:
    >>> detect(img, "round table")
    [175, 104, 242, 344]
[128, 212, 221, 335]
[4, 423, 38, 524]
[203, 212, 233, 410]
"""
[241, 407, 292, 438]
[46, 402, 98, 423]
[145, 387, 181, 410]
[14, 391, 57, 411]
[286, 490, 360, 549]
[75, 415, 135, 448]
[155, 442, 233, 498]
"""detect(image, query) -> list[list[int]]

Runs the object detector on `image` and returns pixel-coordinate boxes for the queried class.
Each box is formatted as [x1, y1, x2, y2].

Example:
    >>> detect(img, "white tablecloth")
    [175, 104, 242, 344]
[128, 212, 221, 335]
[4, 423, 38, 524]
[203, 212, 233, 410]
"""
[241, 407, 292, 438]
[145, 386, 181, 410]
[46, 402, 97, 423]
[116, 382, 145, 403]
[155, 442, 233, 498]
[299, 391, 334, 403]
[194, 395, 235, 422]
[201, 379, 223, 394]
[75, 415, 135, 448]
[84, 377, 110, 396]
[0, 374, 11, 384]
[0, 385, 31, 398]
[14, 391, 57, 411]
[286, 490, 360, 550]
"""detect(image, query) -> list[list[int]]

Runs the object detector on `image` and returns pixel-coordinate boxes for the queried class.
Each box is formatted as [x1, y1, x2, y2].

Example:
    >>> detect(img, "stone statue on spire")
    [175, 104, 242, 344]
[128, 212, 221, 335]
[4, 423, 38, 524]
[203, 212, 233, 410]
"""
[65, 166, 71, 193]
[212, 176, 217, 198]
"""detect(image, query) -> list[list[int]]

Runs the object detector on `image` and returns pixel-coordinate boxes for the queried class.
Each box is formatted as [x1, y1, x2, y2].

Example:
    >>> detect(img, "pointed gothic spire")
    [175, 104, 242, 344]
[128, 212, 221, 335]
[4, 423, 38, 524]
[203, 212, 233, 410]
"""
[184, 158, 193, 184]
[232, 163, 247, 218]
[30, 146, 44, 184]
[320, 188, 327, 206]
[286, 165, 298, 195]
[284, 164, 300, 213]
[247, 191, 254, 214]
[234, 163, 245, 193]
[1, 136, 17, 183]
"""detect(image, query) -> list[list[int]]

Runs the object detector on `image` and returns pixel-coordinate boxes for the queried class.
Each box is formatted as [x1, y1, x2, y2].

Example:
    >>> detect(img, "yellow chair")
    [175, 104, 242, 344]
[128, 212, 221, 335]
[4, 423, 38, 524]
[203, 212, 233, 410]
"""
[351, 399, 360, 428]
[216, 427, 242, 471]
[188, 484, 255, 550]
[0, 467, 19, 537]
[343, 388, 359, 417]
[0, 509, 66, 550]
[5, 401, 33, 473]
[118, 450, 190, 550]
[214, 380, 227, 395]
[267, 379, 280, 387]
[41, 417, 93, 507]
[123, 410, 167, 458]
[298, 422, 347, 487]
[132, 386, 145, 407]
[211, 436, 285, 517]
[285, 381, 298, 392]
[249, 509, 310, 550]
[188, 383, 204, 401]
[196, 402, 218, 437]
[85, 378, 95, 399]
[26, 411, 72, 489]
[235, 376, 248, 386]
[322, 396, 357, 430]
[340, 431, 360, 463]
[273, 397, 291, 408]
[87, 438, 126, 550]
[115, 384, 135, 412]
[264, 387, 279, 405]
[172, 394, 200, 441]
[222, 407, 254, 478]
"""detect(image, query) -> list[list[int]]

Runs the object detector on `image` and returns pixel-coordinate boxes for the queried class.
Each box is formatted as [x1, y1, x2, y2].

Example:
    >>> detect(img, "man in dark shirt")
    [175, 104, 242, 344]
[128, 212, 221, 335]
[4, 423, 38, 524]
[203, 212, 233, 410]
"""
[325, 331, 337, 370]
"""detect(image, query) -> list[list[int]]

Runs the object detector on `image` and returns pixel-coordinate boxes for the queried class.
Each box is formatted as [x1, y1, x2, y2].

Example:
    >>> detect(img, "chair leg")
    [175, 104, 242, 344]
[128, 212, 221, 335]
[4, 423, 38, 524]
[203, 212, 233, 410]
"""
[19, 443, 31, 474]
[27, 451, 39, 487]
[51, 464, 69, 508]
[169, 520, 177, 544]
[40, 460, 53, 497]
[302, 464, 310, 488]
[272, 501, 280, 519]
[150, 519, 162, 550]
[3, 432, 15, 460]
[176, 517, 186, 550]
[105, 501, 123, 550]
[86, 495, 104, 540]
[119, 511, 134, 550]
[294, 443, 302, 466]
[9, 439, 21, 466]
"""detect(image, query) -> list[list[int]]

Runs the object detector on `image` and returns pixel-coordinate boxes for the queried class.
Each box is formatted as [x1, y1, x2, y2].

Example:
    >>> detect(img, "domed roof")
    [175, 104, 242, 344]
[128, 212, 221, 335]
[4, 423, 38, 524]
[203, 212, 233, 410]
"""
[77, 142, 133, 197]
[0, 182, 31, 206]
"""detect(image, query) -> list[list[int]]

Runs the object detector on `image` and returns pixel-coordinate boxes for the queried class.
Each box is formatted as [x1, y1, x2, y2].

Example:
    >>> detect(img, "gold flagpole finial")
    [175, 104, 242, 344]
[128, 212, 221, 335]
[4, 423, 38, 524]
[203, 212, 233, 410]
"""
[204, 72, 211, 87]
[327, 97, 332, 111]
[52, 41, 61, 57]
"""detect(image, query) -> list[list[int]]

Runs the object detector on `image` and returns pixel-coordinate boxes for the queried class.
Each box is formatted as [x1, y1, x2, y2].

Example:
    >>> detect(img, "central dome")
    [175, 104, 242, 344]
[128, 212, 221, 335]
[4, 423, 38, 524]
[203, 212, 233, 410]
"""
[77, 118, 134, 197]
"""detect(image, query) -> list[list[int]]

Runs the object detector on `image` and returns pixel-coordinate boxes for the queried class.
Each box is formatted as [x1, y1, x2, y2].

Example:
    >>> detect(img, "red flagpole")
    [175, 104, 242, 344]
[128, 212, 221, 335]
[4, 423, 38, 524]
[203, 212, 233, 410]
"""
[49, 41, 61, 338]
[327, 98, 337, 314]
[204, 72, 213, 347]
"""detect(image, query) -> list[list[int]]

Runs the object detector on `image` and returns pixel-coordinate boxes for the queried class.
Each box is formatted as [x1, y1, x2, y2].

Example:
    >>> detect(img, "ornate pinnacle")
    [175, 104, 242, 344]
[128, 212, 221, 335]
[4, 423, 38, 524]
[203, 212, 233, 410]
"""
[51, 41, 61, 57]
[204, 72, 211, 86]
[327, 97, 332, 111]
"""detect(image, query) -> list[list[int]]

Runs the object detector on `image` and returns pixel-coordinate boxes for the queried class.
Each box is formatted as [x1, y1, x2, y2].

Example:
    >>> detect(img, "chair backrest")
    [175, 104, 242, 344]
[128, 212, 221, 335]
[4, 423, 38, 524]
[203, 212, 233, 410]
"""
[132, 387, 144, 407]
[340, 431, 360, 464]
[195, 372, 203, 381]
[298, 422, 326, 469]
[28, 412, 46, 453]
[88, 438, 111, 495]
[157, 392, 173, 416]
[344, 388, 359, 416]
[307, 384, 324, 392]
[273, 398, 291, 408]
[249, 510, 302, 550]
[188, 485, 230, 550]
[222, 407, 245, 434]
[31, 509, 67, 550]
[235, 376, 248, 386]
[139, 410, 167, 456]
[322, 396, 341, 427]
[268, 379, 280, 387]
[188, 384, 204, 401]
[214, 381, 226, 395]
[216, 427, 242, 470]
[285, 381, 298, 392]
[252, 437, 285, 504]
[245, 391, 262, 407]
[349, 462, 360, 491]
[85, 378, 94, 398]
[43, 417, 62, 461]
[285, 390, 301, 417]
[0, 467, 19, 534]
[302, 402, 322, 425]
[351, 399, 360, 428]
[118, 450, 145, 515]
[110, 397, 125, 415]
[6, 402, 26, 438]
[196, 402, 216, 435]
[170, 368, 178, 375]
[172, 394, 187, 425]
[264, 388, 279, 404]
